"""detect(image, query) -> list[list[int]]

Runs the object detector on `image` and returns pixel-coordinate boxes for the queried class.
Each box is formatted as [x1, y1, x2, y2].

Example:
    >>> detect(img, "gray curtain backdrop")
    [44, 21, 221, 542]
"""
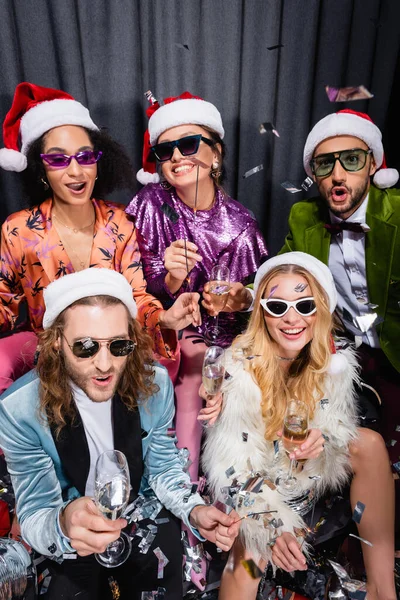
[1, 0, 399, 255]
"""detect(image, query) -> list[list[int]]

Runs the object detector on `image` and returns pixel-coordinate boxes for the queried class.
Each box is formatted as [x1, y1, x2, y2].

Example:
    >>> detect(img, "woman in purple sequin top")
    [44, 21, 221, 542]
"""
[126, 91, 268, 487]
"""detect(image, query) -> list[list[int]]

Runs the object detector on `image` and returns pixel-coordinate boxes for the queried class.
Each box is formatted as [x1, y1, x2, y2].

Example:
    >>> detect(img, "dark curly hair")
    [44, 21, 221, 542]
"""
[22, 128, 136, 207]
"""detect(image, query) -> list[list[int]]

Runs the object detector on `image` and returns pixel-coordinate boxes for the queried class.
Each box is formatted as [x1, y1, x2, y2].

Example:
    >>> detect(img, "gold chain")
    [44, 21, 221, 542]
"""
[52, 212, 95, 233]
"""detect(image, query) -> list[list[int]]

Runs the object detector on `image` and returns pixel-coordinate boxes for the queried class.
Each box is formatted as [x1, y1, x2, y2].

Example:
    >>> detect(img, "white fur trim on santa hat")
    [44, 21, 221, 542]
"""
[148, 98, 224, 144]
[303, 112, 384, 177]
[43, 268, 137, 329]
[20, 98, 98, 157]
[373, 167, 399, 189]
[254, 252, 337, 313]
[136, 168, 160, 185]
[0, 148, 27, 172]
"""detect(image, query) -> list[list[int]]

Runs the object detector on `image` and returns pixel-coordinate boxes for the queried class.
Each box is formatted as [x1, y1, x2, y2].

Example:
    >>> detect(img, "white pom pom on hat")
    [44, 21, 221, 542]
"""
[43, 268, 137, 329]
[137, 90, 224, 184]
[303, 109, 398, 189]
[0, 82, 98, 172]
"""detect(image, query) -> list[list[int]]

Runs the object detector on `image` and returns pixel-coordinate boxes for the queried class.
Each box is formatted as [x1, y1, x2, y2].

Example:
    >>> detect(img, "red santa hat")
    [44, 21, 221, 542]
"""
[137, 91, 225, 185]
[0, 82, 99, 172]
[303, 109, 398, 189]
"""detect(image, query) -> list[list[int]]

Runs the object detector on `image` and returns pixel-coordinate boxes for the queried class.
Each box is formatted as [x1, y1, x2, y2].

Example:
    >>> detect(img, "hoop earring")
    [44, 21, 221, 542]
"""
[41, 178, 49, 191]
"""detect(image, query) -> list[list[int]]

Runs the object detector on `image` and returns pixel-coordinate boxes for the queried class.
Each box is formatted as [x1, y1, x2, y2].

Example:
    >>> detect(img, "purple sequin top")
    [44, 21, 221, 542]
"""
[126, 184, 268, 346]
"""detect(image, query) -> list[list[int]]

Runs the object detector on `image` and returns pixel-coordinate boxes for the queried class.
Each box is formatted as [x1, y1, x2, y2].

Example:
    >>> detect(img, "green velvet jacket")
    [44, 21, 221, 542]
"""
[280, 184, 400, 373]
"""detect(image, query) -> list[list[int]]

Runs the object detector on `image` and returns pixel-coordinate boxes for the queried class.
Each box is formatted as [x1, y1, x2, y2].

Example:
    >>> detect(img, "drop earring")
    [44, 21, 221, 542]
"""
[41, 178, 49, 191]
[210, 162, 221, 179]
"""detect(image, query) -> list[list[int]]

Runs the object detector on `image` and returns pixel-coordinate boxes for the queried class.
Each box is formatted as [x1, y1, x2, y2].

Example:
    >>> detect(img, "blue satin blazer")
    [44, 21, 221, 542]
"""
[0, 365, 204, 557]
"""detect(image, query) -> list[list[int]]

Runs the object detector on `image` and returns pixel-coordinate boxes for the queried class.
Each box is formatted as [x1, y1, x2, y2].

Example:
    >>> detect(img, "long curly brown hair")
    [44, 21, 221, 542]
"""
[36, 296, 158, 437]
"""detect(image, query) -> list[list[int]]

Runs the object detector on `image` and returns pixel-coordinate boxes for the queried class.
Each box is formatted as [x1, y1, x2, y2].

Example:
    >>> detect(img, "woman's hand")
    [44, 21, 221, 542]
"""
[277, 428, 325, 460]
[197, 384, 223, 426]
[272, 532, 307, 572]
[159, 293, 201, 330]
[202, 282, 253, 316]
[164, 240, 202, 293]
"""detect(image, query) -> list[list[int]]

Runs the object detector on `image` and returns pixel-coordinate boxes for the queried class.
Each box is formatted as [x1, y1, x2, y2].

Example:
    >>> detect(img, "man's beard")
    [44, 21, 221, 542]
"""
[63, 355, 124, 402]
[322, 177, 369, 217]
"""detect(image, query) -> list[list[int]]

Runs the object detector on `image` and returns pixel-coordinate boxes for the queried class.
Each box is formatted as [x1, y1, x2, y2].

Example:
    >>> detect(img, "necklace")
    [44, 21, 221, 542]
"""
[61, 233, 93, 270]
[276, 355, 298, 362]
[53, 212, 95, 233]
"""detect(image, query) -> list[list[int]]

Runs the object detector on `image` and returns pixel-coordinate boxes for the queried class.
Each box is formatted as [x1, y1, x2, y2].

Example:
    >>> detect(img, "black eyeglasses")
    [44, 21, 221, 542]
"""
[260, 297, 316, 317]
[40, 150, 102, 169]
[150, 134, 214, 162]
[63, 335, 136, 359]
[310, 148, 372, 178]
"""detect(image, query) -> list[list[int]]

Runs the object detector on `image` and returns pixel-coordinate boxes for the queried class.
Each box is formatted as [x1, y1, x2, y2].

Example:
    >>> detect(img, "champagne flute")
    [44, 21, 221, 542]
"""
[205, 265, 230, 343]
[277, 400, 309, 492]
[201, 346, 225, 427]
[94, 450, 131, 568]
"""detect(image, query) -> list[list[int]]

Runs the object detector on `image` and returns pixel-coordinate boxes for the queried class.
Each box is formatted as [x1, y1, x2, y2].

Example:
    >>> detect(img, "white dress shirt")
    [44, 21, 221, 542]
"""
[71, 382, 114, 497]
[328, 195, 379, 348]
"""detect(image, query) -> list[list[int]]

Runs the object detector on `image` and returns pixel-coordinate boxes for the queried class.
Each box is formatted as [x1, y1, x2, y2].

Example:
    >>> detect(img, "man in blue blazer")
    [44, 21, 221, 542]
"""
[0, 268, 239, 599]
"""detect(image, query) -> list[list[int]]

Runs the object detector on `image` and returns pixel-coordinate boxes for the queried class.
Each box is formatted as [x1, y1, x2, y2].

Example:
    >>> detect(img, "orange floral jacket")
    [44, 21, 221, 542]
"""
[0, 198, 176, 358]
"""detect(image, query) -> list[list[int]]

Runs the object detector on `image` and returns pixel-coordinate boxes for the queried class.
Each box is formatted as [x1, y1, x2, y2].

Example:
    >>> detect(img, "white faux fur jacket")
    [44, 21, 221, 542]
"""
[202, 346, 360, 564]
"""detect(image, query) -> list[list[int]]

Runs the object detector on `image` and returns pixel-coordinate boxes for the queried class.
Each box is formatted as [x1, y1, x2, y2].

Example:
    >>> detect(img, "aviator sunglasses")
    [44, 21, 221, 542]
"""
[310, 148, 372, 178]
[260, 297, 316, 317]
[150, 134, 214, 162]
[40, 150, 103, 169]
[63, 336, 136, 359]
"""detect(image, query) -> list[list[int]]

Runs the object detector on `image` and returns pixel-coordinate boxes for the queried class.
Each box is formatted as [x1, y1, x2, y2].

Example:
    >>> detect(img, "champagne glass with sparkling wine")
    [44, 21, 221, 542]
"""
[205, 264, 230, 343]
[277, 399, 309, 492]
[202, 346, 225, 396]
[94, 450, 131, 568]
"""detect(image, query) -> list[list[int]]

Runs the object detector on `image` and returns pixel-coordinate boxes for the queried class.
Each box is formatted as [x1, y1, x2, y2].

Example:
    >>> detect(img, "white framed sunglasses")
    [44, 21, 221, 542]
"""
[260, 297, 316, 317]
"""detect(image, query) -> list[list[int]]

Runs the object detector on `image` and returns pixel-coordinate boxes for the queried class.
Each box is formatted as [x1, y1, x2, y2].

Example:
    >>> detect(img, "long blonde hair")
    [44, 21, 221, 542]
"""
[232, 265, 333, 440]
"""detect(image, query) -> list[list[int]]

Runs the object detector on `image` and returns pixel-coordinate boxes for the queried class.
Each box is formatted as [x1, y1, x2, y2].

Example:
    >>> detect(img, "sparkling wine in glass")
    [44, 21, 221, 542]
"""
[201, 346, 225, 427]
[277, 400, 309, 492]
[205, 265, 230, 343]
[94, 450, 131, 568]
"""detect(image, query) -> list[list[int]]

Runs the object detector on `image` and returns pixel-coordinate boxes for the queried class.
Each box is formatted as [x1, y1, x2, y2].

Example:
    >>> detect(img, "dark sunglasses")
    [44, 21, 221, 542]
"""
[64, 336, 136, 359]
[310, 148, 372, 178]
[260, 297, 316, 317]
[40, 150, 102, 169]
[150, 134, 214, 162]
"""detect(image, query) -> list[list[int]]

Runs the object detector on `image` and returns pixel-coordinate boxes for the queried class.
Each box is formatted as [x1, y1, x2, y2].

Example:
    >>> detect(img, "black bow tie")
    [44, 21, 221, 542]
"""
[324, 222, 368, 234]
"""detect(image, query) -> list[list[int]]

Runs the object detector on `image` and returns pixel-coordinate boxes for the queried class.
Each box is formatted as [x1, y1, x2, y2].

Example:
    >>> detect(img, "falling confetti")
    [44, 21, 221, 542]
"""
[259, 122, 280, 137]
[325, 85, 373, 102]
[241, 558, 264, 578]
[349, 533, 373, 547]
[352, 501, 366, 524]
[243, 164, 264, 178]
[281, 181, 302, 193]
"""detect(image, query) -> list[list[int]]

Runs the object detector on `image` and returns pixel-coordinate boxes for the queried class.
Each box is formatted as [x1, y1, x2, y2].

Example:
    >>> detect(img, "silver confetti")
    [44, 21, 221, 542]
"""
[301, 176, 313, 191]
[349, 533, 373, 547]
[352, 501, 366, 524]
[175, 43, 189, 50]
[281, 181, 302, 193]
[242, 432, 248, 442]
[243, 164, 264, 178]
[153, 546, 169, 579]
[259, 122, 280, 137]
[320, 398, 329, 409]
[225, 466, 236, 478]
[294, 283, 308, 293]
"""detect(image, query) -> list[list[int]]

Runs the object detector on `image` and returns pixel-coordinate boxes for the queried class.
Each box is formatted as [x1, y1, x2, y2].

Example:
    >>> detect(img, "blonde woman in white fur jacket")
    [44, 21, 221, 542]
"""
[202, 253, 395, 600]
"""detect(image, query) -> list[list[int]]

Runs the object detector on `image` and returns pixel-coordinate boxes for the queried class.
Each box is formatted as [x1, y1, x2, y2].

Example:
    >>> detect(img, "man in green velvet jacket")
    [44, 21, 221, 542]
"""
[280, 109, 400, 469]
